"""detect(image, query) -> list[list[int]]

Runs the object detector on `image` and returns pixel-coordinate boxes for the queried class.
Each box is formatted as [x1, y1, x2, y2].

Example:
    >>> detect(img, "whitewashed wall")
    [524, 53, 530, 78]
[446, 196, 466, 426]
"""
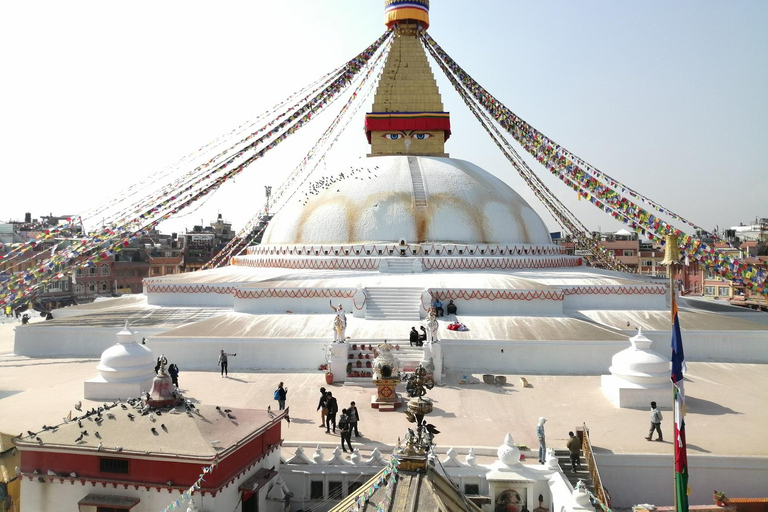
[596, 453, 768, 507]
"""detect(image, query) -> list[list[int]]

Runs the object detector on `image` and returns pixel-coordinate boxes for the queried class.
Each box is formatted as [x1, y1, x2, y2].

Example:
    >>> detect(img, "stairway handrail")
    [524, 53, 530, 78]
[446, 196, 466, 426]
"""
[582, 422, 611, 510]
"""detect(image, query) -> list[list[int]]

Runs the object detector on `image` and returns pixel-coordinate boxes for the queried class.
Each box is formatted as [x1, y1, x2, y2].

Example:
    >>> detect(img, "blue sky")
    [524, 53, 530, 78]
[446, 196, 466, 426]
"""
[1, 1, 765, 237]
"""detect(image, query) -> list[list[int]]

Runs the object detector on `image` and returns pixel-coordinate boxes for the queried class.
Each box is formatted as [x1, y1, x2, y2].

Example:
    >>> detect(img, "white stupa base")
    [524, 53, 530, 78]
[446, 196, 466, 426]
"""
[600, 375, 672, 409]
[84, 375, 155, 401]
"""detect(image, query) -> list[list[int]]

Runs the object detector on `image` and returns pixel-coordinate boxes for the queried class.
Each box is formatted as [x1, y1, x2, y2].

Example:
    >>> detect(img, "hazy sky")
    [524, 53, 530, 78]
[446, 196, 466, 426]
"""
[1, 1, 766, 238]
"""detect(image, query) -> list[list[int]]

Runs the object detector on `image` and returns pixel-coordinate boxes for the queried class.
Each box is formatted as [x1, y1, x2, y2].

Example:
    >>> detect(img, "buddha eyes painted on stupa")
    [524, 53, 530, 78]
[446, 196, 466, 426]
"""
[381, 131, 432, 140]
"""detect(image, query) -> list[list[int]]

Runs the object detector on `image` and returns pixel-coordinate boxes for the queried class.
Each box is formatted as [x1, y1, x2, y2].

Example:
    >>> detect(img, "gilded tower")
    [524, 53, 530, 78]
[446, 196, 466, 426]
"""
[365, 0, 451, 157]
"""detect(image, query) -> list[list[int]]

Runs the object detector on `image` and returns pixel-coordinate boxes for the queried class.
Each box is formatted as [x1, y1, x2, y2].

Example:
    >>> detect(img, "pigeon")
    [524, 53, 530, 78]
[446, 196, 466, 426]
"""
[47, 470, 57, 476]
[94, 432, 101, 439]
[26, 430, 36, 438]
[97, 442, 103, 451]
[127, 413, 135, 420]
[284, 415, 291, 423]
[74, 401, 82, 412]
[70, 472, 77, 478]
[78, 421, 82, 428]
[151, 428, 157, 434]
[41, 425, 49, 431]
[32, 469, 40, 475]
[161, 424, 167, 431]
[120, 404, 128, 410]
[166, 480, 174, 486]
[149, 414, 156, 422]
[106, 413, 115, 419]
[75, 435, 83, 443]
[425, 423, 441, 435]
[38, 477, 45, 483]
[35, 437, 42, 443]
[115, 446, 123, 452]
[215, 406, 221, 411]
[223, 409, 232, 413]
[81, 430, 88, 436]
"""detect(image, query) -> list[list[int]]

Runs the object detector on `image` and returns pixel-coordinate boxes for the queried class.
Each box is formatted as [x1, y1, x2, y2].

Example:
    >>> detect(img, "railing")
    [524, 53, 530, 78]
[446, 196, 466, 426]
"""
[582, 422, 611, 510]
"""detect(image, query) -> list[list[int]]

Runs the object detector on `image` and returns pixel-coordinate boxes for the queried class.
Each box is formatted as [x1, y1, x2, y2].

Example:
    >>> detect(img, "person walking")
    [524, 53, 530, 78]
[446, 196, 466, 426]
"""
[325, 391, 338, 433]
[317, 387, 328, 427]
[339, 408, 353, 453]
[348, 401, 361, 437]
[218, 350, 236, 377]
[566, 431, 582, 472]
[168, 363, 180, 388]
[645, 401, 663, 441]
[536, 417, 547, 464]
[275, 382, 288, 410]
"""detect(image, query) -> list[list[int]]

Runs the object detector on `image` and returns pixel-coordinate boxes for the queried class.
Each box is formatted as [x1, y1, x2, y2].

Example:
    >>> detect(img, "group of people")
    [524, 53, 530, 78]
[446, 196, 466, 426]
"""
[430, 298, 457, 317]
[317, 387, 360, 452]
[409, 326, 427, 346]
[536, 417, 583, 473]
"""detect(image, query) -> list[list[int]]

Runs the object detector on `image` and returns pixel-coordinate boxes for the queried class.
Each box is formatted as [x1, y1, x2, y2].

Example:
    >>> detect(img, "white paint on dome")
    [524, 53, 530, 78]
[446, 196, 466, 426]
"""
[263, 156, 552, 245]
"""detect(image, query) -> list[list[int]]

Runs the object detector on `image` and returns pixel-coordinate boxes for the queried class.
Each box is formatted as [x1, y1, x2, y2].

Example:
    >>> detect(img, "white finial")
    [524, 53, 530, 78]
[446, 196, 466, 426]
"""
[465, 447, 477, 466]
[312, 445, 324, 464]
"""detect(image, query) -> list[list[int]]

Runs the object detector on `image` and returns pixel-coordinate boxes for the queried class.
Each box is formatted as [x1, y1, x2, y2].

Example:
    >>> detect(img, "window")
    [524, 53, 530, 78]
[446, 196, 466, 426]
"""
[75, 268, 84, 277]
[88, 282, 96, 293]
[623, 250, 635, 256]
[99, 457, 129, 474]
[88, 267, 97, 276]
[74, 283, 84, 294]
[465, 483, 480, 495]
[165, 266, 174, 274]
[310, 481, 324, 500]
[718, 287, 730, 296]
[704, 286, 716, 295]
[100, 281, 108, 292]
[328, 481, 343, 500]
[642, 260, 654, 267]
[348, 481, 363, 495]
[100, 264, 110, 276]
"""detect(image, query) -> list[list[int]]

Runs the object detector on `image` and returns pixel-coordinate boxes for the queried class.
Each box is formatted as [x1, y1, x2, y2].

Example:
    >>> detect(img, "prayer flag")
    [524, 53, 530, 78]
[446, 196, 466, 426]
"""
[671, 296, 689, 512]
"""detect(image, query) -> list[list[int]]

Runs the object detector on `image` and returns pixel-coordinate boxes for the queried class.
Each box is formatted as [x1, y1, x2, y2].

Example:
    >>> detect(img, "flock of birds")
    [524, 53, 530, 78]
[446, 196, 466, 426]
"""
[15, 392, 290, 481]
[299, 165, 379, 206]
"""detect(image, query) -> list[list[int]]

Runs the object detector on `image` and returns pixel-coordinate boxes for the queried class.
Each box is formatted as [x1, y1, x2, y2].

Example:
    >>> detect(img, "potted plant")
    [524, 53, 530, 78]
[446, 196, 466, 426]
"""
[325, 371, 334, 385]
[713, 491, 728, 507]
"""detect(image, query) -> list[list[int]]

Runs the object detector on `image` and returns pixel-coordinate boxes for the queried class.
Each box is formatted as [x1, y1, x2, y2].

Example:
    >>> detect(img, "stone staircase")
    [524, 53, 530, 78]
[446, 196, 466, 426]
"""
[379, 258, 414, 274]
[396, 345, 424, 373]
[408, 156, 428, 207]
[554, 449, 594, 491]
[365, 287, 422, 320]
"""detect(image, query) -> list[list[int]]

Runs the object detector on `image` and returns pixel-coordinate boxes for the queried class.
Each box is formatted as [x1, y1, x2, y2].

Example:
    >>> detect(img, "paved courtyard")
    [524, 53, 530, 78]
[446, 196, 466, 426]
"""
[1, 321, 767, 459]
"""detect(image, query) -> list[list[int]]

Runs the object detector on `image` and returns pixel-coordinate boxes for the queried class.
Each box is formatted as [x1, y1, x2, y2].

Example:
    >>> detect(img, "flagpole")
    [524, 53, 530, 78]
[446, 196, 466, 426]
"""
[661, 234, 680, 511]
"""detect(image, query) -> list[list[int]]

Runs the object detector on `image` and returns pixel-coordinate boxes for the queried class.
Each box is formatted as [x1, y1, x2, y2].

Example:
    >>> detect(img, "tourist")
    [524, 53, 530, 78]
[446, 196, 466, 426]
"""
[433, 297, 444, 317]
[218, 350, 236, 378]
[168, 363, 180, 387]
[275, 382, 288, 410]
[447, 300, 457, 315]
[536, 417, 547, 464]
[409, 327, 419, 347]
[418, 326, 427, 346]
[645, 401, 663, 441]
[339, 408, 353, 452]
[325, 391, 339, 433]
[566, 431, 582, 472]
[348, 401, 361, 437]
[154, 357, 162, 374]
[317, 387, 328, 426]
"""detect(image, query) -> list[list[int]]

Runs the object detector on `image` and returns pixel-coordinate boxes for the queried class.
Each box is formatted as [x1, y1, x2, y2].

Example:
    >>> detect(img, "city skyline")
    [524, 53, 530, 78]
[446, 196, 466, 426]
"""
[1, 1, 766, 238]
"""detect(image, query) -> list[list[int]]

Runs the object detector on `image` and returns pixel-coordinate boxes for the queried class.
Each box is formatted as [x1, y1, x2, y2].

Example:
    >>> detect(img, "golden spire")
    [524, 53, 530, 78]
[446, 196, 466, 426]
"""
[365, 1, 450, 157]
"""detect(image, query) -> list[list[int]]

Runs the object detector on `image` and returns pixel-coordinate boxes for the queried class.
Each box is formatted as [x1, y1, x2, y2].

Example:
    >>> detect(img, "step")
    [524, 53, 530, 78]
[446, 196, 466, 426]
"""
[365, 287, 424, 321]
[408, 156, 428, 207]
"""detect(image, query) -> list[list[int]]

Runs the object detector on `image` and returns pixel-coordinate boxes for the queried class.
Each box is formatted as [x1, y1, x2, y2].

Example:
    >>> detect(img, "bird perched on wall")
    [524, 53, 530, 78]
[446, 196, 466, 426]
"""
[47, 470, 57, 476]
[74, 401, 82, 412]
[127, 413, 135, 420]
[97, 442, 103, 451]
[151, 428, 157, 434]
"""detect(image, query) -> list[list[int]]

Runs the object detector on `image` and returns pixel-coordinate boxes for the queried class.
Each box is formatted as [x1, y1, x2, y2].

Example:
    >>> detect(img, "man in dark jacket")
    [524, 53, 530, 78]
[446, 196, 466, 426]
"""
[339, 408, 353, 452]
[566, 431, 582, 472]
[325, 391, 338, 434]
[316, 387, 328, 426]
[409, 327, 419, 347]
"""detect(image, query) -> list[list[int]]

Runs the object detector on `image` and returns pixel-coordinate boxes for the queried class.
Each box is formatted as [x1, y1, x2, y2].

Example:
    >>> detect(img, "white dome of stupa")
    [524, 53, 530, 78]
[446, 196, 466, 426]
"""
[608, 328, 669, 386]
[262, 156, 552, 246]
[96, 321, 155, 383]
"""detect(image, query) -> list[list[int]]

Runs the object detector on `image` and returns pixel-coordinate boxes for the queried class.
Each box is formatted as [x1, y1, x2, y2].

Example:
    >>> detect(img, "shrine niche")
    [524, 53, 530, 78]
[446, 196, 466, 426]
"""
[370, 340, 402, 411]
[495, 489, 524, 512]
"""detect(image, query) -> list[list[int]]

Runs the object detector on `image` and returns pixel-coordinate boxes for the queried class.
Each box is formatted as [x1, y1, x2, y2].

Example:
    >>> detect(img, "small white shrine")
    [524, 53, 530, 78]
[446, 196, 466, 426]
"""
[601, 328, 672, 409]
[84, 321, 156, 400]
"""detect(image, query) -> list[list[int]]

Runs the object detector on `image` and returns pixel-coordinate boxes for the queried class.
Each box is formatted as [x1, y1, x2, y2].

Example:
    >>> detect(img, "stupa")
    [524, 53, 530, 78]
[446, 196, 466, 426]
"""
[84, 321, 155, 400]
[14, 0, 767, 388]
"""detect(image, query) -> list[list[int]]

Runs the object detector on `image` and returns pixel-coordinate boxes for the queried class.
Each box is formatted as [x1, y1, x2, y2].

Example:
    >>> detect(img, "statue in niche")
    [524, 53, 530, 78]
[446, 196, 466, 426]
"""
[425, 308, 439, 343]
[329, 301, 347, 342]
